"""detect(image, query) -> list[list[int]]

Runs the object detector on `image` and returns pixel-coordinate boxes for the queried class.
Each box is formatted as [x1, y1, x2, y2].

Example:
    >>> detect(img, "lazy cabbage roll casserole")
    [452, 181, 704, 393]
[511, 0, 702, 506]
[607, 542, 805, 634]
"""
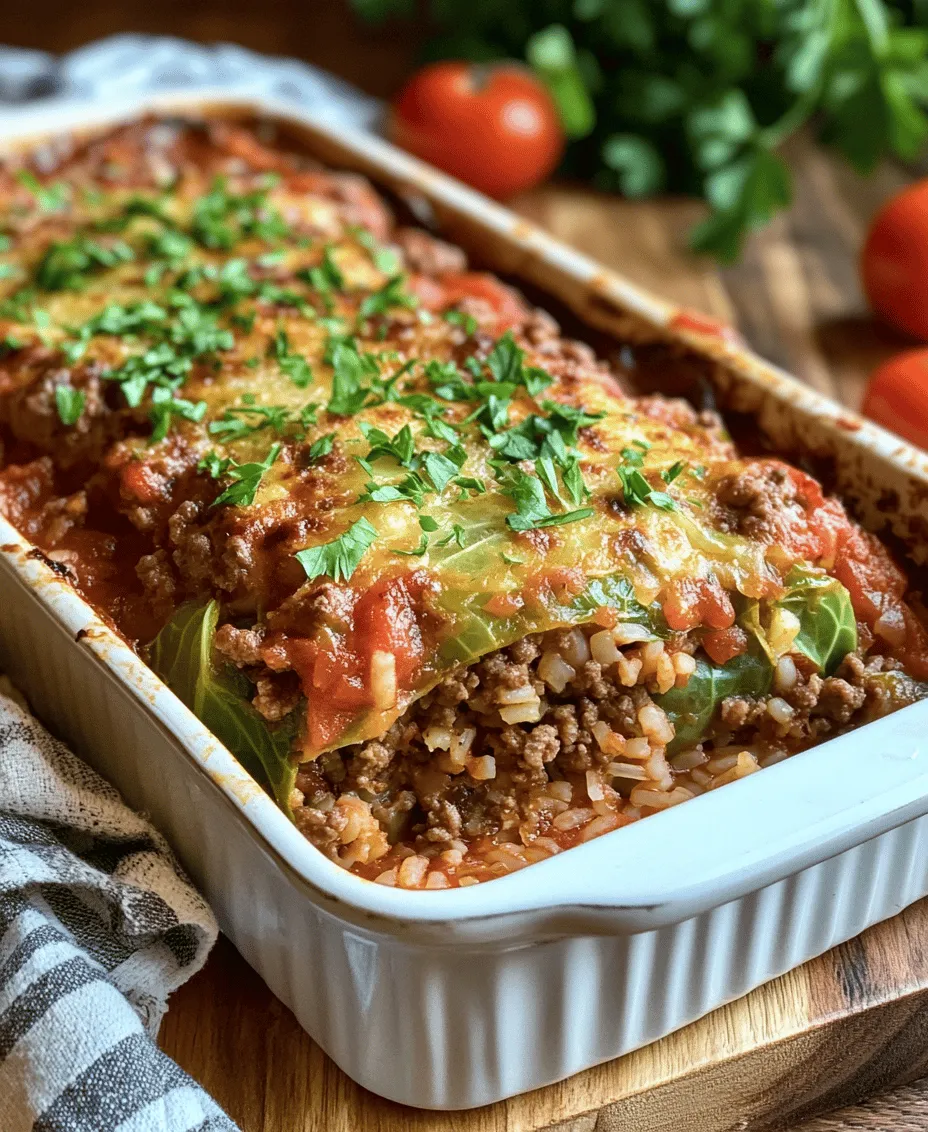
[1, 118, 927, 890]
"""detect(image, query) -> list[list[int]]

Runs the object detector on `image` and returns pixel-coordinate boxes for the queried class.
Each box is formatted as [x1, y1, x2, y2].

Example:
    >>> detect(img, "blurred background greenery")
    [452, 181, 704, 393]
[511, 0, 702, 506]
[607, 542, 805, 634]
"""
[352, 0, 928, 260]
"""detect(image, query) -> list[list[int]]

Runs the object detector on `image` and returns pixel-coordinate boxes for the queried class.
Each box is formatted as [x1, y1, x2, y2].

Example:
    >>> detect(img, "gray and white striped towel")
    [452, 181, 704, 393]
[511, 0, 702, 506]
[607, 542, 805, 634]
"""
[0, 677, 238, 1131]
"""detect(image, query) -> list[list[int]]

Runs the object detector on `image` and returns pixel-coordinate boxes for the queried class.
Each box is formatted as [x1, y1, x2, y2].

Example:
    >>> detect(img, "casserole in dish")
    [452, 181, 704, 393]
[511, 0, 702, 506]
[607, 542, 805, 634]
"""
[1, 93, 928, 1109]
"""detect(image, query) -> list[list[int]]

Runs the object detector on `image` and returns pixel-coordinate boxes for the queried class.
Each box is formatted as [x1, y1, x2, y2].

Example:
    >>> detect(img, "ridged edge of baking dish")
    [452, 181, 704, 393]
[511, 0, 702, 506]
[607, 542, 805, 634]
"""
[2, 90, 928, 946]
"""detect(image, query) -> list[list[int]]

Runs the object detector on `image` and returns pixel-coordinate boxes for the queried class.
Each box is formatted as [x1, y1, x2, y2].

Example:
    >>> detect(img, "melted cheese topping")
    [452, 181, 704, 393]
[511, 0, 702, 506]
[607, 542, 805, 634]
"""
[0, 119, 869, 757]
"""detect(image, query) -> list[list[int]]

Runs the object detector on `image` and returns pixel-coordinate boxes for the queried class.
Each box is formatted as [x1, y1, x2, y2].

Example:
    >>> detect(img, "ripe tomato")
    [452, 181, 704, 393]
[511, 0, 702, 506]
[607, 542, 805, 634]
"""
[862, 180, 928, 340]
[861, 349, 928, 450]
[390, 62, 565, 199]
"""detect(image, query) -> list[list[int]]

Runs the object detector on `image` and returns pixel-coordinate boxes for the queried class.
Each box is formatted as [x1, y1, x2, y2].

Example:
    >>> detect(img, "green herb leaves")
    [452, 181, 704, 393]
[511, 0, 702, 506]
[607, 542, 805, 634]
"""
[16, 171, 70, 212]
[37, 235, 134, 291]
[327, 341, 380, 415]
[54, 385, 85, 425]
[204, 442, 282, 508]
[498, 465, 593, 530]
[149, 389, 207, 443]
[295, 517, 379, 582]
[616, 442, 678, 512]
[270, 328, 313, 389]
[191, 176, 289, 250]
[358, 275, 417, 320]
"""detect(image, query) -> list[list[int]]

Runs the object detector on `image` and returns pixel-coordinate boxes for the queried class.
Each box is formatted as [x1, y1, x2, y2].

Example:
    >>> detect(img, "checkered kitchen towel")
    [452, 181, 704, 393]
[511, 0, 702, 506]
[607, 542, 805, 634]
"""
[0, 677, 236, 1132]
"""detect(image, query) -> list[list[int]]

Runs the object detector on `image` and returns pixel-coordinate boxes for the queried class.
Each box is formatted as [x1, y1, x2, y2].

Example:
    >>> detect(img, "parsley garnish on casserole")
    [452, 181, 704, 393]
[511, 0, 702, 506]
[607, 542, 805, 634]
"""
[1, 119, 926, 888]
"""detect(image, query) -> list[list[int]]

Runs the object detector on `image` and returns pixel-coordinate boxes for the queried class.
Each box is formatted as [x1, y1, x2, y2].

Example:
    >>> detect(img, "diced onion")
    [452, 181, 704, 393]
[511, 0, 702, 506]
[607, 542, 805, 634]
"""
[538, 651, 576, 693]
[590, 630, 620, 667]
[500, 702, 543, 724]
[370, 649, 397, 711]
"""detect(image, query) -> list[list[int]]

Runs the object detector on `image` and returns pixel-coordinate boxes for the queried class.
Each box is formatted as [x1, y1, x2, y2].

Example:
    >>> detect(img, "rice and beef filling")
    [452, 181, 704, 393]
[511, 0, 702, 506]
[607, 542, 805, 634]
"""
[215, 615, 925, 890]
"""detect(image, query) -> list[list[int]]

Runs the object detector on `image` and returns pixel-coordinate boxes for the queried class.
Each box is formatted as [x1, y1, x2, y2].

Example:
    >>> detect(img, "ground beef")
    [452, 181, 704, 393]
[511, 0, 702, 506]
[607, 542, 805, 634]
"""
[522, 309, 561, 346]
[0, 360, 112, 468]
[135, 548, 176, 616]
[521, 724, 560, 770]
[252, 672, 301, 722]
[715, 459, 809, 543]
[816, 676, 867, 723]
[168, 500, 212, 587]
[279, 609, 928, 873]
[213, 622, 265, 667]
[720, 696, 768, 731]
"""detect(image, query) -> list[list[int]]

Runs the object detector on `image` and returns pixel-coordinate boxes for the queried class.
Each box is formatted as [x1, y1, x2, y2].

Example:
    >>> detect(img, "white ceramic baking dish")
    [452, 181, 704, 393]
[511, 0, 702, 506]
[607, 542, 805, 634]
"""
[2, 91, 928, 1111]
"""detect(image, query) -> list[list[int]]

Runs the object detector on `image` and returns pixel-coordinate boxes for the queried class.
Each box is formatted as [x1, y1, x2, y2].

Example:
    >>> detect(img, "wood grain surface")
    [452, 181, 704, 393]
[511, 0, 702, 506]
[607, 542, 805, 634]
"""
[158, 896, 928, 1132]
[149, 131, 928, 1131]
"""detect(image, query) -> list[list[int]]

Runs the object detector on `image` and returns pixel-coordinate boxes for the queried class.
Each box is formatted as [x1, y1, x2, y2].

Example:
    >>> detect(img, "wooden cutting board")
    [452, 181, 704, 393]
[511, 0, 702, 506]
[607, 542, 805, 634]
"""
[160, 901, 928, 1132]
[158, 134, 928, 1131]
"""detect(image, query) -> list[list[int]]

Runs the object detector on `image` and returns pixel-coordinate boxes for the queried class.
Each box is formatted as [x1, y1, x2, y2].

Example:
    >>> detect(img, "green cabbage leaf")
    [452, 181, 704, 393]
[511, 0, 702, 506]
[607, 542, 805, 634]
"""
[148, 600, 301, 814]
[655, 648, 773, 755]
[778, 569, 857, 676]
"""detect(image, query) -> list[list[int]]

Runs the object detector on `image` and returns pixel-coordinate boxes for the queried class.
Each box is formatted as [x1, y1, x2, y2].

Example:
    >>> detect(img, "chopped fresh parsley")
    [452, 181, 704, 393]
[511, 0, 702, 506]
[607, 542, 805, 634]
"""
[353, 228, 400, 275]
[616, 448, 679, 512]
[436, 523, 467, 548]
[270, 328, 313, 389]
[359, 472, 428, 506]
[307, 432, 335, 462]
[295, 517, 378, 583]
[209, 443, 282, 508]
[197, 449, 232, 479]
[16, 171, 69, 212]
[190, 177, 289, 250]
[392, 532, 430, 556]
[486, 332, 552, 397]
[302, 246, 345, 310]
[147, 228, 194, 262]
[327, 341, 379, 415]
[208, 395, 317, 442]
[423, 450, 463, 493]
[36, 235, 134, 291]
[542, 401, 605, 444]
[54, 385, 85, 426]
[499, 466, 594, 531]
[358, 275, 417, 321]
[444, 309, 478, 336]
[149, 389, 207, 444]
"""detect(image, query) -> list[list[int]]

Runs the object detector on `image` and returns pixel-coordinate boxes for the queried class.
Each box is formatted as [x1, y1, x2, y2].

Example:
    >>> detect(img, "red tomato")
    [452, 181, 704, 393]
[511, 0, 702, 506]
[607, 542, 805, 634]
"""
[390, 62, 564, 199]
[861, 349, 928, 450]
[862, 180, 928, 340]
[662, 578, 736, 633]
[438, 272, 526, 327]
[831, 523, 928, 680]
[702, 626, 749, 666]
[354, 576, 424, 687]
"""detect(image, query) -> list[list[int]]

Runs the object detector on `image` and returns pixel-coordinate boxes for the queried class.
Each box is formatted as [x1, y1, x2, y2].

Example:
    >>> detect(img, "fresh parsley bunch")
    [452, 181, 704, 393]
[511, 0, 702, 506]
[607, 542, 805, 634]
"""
[352, 0, 928, 260]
